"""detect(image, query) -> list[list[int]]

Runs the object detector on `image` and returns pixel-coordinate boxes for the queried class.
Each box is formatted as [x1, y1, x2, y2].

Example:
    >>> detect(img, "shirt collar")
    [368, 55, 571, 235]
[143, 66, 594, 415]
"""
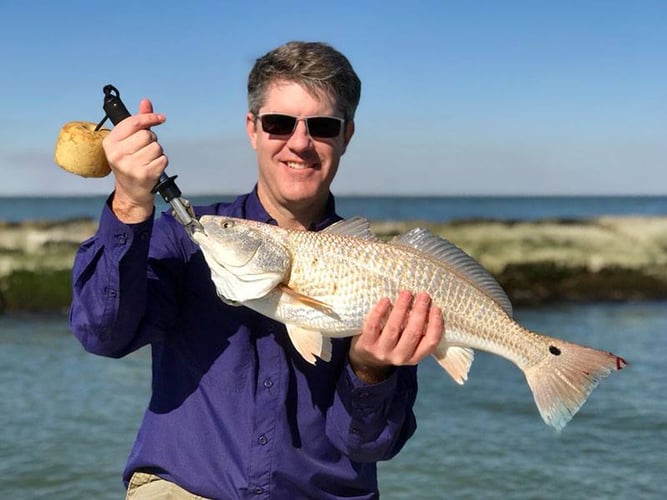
[243, 185, 275, 224]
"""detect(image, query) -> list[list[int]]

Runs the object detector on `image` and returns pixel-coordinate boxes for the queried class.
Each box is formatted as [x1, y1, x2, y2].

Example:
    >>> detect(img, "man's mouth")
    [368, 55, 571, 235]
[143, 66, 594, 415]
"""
[286, 161, 311, 170]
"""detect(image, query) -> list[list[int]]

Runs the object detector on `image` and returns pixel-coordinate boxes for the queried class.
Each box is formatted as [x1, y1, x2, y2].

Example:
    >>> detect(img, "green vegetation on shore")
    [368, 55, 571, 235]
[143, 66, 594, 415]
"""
[0, 219, 91, 314]
[0, 269, 72, 313]
[2, 216, 667, 313]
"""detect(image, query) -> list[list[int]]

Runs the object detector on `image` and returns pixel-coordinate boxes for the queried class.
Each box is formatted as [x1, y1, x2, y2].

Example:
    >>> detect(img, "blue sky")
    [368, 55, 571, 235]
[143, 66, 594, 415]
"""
[1, 0, 665, 196]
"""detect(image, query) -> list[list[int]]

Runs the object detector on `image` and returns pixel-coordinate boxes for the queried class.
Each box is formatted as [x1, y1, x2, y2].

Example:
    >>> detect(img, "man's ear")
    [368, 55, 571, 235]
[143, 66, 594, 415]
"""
[246, 112, 258, 150]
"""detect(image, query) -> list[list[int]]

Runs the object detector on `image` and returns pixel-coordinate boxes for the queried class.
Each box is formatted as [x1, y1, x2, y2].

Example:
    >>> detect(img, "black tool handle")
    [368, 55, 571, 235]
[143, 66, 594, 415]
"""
[102, 84, 132, 125]
[102, 85, 182, 203]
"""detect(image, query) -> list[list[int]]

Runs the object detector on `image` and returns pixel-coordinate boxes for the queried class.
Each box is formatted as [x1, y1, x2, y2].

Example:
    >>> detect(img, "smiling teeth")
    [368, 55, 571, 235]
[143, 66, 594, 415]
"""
[286, 162, 308, 170]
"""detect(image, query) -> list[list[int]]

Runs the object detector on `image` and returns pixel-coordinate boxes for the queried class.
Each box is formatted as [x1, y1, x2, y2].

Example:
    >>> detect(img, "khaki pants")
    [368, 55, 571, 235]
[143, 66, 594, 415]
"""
[126, 472, 212, 500]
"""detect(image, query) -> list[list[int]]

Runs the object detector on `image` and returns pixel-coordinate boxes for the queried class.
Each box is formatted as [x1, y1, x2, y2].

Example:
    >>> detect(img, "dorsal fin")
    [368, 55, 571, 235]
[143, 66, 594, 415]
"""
[322, 216, 376, 240]
[391, 228, 513, 317]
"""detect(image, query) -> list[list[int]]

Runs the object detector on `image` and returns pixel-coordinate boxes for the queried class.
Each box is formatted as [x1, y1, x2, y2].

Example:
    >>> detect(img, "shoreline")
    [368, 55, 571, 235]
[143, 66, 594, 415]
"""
[2, 216, 667, 312]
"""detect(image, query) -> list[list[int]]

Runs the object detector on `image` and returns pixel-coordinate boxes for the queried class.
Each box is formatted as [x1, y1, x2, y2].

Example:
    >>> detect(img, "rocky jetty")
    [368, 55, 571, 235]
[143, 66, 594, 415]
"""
[1, 216, 666, 313]
[0, 219, 97, 313]
[373, 217, 667, 305]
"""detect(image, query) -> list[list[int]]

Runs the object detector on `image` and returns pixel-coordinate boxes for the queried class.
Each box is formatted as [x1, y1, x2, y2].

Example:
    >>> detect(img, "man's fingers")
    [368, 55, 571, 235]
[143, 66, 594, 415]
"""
[407, 305, 443, 364]
[394, 292, 431, 353]
[353, 291, 444, 369]
[120, 129, 159, 154]
[114, 113, 166, 138]
[361, 297, 392, 345]
[377, 291, 413, 349]
[104, 127, 161, 166]
[138, 98, 154, 114]
[107, 98, 165, 141]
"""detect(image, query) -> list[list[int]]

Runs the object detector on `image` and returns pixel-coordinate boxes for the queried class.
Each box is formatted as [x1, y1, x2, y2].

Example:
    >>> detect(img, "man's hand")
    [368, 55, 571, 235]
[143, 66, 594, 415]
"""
[102, 99, 168, 223]
[348, 291, 444, 384]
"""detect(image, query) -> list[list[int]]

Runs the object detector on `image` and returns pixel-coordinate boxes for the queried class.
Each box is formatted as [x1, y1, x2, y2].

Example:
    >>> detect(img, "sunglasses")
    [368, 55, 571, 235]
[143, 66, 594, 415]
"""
[257, 113, 345, 139]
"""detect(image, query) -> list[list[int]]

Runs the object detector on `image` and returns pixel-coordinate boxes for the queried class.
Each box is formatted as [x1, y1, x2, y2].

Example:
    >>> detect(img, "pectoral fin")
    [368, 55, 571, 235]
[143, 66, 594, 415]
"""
[279, 284, 337, 316]
[286, 325, 333, 364]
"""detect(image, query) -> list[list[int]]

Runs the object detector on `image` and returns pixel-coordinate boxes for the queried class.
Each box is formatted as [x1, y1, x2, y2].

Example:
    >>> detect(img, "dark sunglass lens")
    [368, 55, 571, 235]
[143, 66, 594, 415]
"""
[307, 117, 342, 138]
[260, 114, 296, 135]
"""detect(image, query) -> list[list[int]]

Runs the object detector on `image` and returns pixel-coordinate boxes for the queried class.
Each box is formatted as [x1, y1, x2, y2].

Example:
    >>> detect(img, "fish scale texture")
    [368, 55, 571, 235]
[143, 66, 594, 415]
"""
[284, 230, 542, 366]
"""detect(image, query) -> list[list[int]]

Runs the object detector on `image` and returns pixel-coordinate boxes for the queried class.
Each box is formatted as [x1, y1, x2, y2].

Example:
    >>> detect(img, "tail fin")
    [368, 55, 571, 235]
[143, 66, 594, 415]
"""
[523, 336, 627, 432]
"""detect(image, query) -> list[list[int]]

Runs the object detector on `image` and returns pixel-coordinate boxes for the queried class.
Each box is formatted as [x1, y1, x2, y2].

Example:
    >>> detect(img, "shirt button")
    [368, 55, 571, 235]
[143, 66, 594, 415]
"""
[263, 378, 273, 388]
[254, 487, 264, 494]
[258, 434, 268, 445]
[116, 234, 127, 245]
[359, 391, 369, 399]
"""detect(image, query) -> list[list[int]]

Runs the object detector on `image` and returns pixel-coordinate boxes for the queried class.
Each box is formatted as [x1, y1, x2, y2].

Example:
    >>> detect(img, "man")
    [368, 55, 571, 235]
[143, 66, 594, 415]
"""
[71, 41, 443, 499]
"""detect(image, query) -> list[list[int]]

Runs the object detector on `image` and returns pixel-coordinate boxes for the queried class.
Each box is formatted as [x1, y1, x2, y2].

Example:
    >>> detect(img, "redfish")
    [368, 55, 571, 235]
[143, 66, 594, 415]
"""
[193, 216, 627, 431]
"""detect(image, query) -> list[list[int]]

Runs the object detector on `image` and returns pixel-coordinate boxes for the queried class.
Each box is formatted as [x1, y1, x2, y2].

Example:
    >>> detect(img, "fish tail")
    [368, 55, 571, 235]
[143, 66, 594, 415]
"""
[523, 336, 627, 431]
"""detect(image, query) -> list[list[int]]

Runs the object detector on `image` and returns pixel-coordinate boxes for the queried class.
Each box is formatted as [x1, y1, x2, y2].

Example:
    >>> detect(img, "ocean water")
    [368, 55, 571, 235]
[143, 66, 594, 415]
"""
[1, 195, 665, 498]
[379, 302, 666, 499]
[1, 302, 665, 499]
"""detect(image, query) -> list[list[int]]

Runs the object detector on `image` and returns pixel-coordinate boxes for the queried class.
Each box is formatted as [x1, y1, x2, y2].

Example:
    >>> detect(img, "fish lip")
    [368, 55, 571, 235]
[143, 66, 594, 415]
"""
[187, 219, 207, 239]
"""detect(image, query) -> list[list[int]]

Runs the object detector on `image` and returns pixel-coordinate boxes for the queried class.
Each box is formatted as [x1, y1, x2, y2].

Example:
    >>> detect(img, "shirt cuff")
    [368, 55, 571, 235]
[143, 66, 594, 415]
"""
[341, 363, 399, 413]
[99, 195, 153, 255]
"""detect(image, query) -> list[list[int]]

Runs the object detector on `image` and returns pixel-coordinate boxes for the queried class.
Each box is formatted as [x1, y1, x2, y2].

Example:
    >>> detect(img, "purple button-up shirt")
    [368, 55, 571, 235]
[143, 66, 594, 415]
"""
[70, 189, 419, 499]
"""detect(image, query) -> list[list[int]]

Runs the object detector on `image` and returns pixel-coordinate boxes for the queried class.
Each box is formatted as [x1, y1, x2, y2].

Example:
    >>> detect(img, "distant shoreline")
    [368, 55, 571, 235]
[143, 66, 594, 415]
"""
[2, 216, 667, 313]
[2, 194, 665, 225]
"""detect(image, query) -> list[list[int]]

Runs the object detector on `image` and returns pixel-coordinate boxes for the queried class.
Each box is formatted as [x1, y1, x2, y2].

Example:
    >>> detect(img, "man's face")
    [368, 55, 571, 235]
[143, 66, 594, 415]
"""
[246, 81, 354, 217]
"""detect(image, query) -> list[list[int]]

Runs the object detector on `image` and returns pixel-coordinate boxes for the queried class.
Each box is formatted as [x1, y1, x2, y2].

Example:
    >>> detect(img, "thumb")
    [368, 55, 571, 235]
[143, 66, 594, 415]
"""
[138, 98, 154, 114]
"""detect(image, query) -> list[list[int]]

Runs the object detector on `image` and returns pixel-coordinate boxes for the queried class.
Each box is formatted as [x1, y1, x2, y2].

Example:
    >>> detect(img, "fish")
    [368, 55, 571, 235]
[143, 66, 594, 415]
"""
[192, 215, 627, 431]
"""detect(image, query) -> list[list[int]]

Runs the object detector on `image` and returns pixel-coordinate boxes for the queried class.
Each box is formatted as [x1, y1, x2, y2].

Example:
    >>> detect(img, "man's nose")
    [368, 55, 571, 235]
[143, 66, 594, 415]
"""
[286, 119, 313, 150]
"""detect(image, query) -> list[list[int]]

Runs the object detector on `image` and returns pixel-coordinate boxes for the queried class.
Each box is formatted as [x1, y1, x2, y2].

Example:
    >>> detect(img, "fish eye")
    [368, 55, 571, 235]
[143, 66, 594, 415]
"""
[221, 220, 235, 229]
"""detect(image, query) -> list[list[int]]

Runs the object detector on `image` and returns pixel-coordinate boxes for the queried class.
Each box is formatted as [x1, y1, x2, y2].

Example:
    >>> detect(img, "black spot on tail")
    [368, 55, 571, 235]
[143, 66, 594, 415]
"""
[549, 345, 562, 356]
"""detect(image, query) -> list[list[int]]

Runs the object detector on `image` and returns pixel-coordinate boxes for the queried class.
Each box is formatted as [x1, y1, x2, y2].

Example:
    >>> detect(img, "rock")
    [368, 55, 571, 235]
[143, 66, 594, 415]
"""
[370, 216, 667, 305]
[1, 216, 666, 312]
[0, 218, 98, 313]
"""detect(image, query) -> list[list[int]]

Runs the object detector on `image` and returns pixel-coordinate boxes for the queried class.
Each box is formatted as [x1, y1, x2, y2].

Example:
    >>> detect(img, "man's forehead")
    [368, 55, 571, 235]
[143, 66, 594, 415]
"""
[261, 80, 338, 113]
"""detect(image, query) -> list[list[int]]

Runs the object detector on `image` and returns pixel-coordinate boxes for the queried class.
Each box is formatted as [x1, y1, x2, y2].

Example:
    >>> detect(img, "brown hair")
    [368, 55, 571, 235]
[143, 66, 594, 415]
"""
[247, 41, 361, 120]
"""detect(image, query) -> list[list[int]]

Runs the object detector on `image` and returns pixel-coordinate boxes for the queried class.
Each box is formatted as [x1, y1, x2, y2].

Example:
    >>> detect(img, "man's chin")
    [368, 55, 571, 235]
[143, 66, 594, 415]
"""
[284, 185, 330, 206]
